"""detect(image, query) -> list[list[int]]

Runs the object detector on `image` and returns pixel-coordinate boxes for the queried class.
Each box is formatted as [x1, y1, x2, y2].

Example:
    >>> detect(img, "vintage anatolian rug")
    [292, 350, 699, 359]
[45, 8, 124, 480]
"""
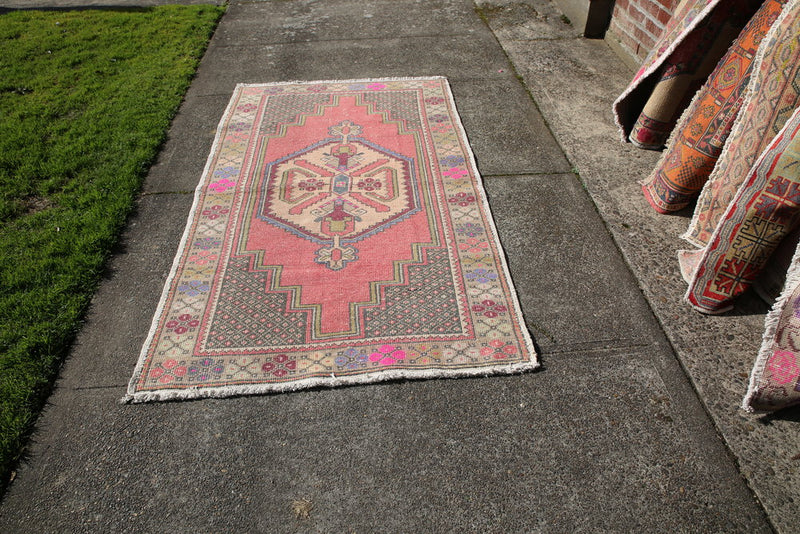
[612, 0, 757, 149]
[125, 77, 537, 402]
[684, 0, 800, 247]
[641, 0, 787, 213]
[684, 106, 800, 314]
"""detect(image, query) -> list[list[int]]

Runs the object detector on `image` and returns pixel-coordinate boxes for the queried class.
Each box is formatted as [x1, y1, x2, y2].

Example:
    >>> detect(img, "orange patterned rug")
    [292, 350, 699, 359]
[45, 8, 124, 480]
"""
[125, 77, 537, 402]
[641, 0, 786, 213]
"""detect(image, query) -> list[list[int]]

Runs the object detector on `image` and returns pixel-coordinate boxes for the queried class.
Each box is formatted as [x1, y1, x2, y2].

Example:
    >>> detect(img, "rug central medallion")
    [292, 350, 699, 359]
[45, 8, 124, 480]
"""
[126, 78, 537, 403]
[239, 94, 439, 338]
[256, 119, 419, 271]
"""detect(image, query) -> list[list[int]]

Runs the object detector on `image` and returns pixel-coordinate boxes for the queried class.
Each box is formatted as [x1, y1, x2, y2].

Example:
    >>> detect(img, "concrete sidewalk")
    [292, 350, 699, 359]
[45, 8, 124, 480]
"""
[0, 0, 793, 531]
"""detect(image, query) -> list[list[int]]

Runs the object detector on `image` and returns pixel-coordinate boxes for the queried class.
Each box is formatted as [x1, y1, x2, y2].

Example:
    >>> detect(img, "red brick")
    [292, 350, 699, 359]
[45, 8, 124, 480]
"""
[610, 19, 633, 41]
[633, 25, 656, 49]
[610, 20, 637, 48]
[645, 17, 664, 38]
[656, 7, 672, 25]
[628, 5, 646, 23]
[640, 0, 656, 15]
[611, 4, 627, 22]
[611, 0, 678, 59]
[608, 24, 641, 60]
[641, 1, 669, 27]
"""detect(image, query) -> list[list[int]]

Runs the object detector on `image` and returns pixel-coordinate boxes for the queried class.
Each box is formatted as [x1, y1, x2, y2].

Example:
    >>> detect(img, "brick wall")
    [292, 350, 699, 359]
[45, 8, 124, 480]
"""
[608, 0, 679, 64]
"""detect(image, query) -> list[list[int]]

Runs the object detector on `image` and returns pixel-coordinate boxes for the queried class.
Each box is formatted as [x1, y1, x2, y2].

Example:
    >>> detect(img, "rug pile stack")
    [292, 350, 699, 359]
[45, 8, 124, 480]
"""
[614, 0, 800, 412]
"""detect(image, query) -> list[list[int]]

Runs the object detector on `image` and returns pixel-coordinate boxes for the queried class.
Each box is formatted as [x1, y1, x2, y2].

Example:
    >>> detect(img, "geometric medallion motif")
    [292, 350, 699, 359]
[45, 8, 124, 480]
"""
[256, 120, 419, 271]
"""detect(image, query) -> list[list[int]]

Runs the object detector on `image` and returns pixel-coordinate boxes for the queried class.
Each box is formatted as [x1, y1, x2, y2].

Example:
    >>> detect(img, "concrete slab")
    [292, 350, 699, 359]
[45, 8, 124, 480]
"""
[475, 0, 582, 40]
[481, 9, 798, 531]
[451, 79, 570, 174]
[216, 0, 486, 45]
[0, 349, 768, 533]
[484, 174, 658, 352]
[188, 34, 512, 98]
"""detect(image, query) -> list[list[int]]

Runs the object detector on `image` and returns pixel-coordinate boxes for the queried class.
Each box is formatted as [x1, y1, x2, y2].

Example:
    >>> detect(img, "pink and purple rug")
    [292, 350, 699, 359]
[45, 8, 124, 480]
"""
[125, 77, 537, 402]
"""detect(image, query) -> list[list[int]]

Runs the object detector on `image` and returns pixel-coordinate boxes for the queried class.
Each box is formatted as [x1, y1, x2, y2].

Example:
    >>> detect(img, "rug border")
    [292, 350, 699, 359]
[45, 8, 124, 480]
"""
[123, 76, 539, 404]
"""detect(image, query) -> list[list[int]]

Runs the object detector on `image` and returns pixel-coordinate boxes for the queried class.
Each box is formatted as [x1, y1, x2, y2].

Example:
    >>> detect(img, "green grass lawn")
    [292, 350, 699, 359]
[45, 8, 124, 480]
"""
[0, 5, 224, 487]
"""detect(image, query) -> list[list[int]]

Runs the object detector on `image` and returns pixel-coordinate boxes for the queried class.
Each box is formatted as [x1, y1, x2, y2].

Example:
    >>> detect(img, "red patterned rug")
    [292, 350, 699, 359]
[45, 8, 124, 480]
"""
[125, 77, 537, 402]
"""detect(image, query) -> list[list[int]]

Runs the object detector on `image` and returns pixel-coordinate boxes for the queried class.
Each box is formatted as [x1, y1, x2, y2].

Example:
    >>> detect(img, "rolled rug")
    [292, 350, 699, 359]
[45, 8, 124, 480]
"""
[641, 0, 786, 213]
[682, 105, 800, 314]
[684, 0, 800, 247]
[613, 0, 760, 150]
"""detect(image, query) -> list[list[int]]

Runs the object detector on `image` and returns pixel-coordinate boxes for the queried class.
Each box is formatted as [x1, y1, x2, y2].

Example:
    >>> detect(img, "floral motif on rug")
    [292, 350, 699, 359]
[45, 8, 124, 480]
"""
[125, 77, 537, 402]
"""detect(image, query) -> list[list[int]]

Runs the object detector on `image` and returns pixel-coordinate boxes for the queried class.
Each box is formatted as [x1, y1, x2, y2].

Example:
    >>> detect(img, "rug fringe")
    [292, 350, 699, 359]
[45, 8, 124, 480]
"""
[121, 361, 541, 404]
